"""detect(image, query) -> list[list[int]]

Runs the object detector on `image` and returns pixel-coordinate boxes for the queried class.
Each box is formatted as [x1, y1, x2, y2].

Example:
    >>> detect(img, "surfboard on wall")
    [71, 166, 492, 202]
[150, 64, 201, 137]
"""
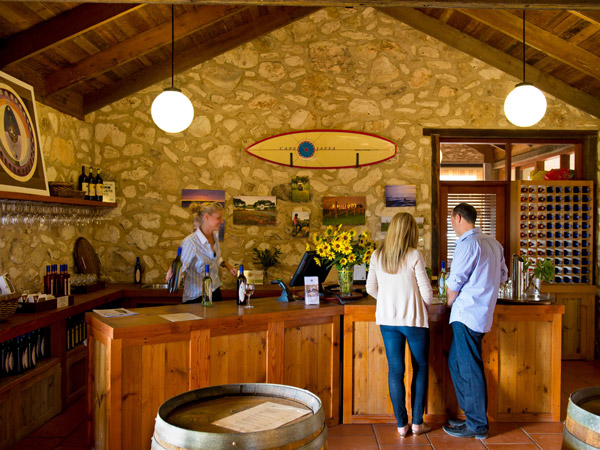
[245, 130, 397, 169]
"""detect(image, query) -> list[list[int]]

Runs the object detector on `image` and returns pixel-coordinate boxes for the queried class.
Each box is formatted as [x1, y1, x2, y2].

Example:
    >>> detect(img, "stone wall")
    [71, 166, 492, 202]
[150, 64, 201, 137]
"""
[2, 7, 598, 292]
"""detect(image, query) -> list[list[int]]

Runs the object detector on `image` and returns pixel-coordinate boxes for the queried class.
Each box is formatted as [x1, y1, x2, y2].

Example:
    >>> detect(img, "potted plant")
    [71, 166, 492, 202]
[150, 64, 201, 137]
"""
[527, 258, 554, 295]
[252, 246, 282, 283]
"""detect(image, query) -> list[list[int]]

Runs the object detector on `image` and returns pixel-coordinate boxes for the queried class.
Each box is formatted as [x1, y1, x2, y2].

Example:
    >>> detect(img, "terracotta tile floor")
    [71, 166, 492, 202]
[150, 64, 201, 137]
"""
[10, 359, 600, 449]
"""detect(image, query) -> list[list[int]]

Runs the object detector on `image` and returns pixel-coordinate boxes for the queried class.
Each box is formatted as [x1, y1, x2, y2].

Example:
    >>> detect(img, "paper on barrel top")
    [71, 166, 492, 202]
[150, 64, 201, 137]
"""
[212, 401, 311, 433]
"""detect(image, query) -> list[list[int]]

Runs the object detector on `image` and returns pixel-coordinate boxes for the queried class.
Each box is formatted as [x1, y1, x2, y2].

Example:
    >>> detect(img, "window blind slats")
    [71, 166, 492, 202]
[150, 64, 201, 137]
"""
[446, 194, 497, 265]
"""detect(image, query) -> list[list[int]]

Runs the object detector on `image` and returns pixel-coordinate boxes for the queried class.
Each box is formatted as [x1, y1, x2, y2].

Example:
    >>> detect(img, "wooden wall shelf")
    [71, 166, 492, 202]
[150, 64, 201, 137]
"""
[0, 190, 116, 207]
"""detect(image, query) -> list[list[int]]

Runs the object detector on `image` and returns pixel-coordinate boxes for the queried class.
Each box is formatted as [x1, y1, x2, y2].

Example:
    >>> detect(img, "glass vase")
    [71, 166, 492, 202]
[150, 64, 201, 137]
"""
[337, 266, 354, 297]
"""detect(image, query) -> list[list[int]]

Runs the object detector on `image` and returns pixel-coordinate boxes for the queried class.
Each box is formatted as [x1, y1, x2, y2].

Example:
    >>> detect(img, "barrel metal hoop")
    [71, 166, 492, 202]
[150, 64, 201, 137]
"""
[562, 426, 598, 450]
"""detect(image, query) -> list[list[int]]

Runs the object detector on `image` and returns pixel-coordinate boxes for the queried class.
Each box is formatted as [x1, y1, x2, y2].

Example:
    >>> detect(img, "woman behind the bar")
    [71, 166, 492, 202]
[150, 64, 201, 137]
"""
[177, 202, 236, 303]
[366, 212, 433, 438]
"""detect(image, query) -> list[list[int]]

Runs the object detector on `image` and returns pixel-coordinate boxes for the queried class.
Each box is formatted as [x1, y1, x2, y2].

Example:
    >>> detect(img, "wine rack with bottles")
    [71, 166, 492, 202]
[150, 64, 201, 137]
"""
[517, 180, 593, 284]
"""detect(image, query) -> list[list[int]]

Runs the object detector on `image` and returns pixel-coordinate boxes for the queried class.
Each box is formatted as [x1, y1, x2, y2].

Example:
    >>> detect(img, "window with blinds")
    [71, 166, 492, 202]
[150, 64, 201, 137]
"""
[446, 194, 497, 265]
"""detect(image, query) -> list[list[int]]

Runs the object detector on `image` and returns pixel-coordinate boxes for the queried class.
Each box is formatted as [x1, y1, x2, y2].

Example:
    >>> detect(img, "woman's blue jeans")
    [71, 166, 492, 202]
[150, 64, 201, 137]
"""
[380, 325, 430, 427]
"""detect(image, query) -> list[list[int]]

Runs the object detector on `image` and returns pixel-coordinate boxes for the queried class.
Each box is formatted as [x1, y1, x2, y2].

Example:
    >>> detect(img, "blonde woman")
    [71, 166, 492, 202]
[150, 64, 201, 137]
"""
[366, 212, 433, 438]
[177, 202, 236, 303]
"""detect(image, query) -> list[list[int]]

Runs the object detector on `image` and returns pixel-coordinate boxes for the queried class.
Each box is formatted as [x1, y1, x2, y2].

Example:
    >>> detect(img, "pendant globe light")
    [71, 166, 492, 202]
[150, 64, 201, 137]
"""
[151, 4, 194, 133]
[504, 10, 547, 127]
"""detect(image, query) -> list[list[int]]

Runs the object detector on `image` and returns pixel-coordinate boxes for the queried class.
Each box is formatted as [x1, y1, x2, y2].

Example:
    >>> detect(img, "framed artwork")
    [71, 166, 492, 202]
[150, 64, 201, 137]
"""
[385, 185, 417, 207]
[322, 196, 366, 225]
[291, 176, 310, 202]
[0, 71, 49, 195]
[233, 196, 276, 226]
[381, 216, 392, 232]
[292, 211, 310, 238]
[182, 189, 225, 240]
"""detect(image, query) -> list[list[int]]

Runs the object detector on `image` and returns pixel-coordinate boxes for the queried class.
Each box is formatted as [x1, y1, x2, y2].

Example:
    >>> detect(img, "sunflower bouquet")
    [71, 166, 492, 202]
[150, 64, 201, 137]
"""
[308, 225, 376, 271]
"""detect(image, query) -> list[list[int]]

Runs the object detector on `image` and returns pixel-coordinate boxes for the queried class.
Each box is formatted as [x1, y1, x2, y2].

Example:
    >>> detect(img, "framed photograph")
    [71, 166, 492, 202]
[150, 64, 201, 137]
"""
[0, 71, 49, 195]
[233, 195, 277, 226]
[182, 189, 226, 240]
[292, 211, 310, 238]
[380, 216, 392, 232]
[291, 176, 310, 202]
[322, 196, 366, 226]
[385, 185, 417, 207]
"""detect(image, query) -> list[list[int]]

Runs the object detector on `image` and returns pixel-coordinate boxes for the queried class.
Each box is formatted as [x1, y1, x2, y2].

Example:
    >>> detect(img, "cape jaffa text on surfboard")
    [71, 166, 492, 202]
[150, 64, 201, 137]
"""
[245, 130, 397, 169]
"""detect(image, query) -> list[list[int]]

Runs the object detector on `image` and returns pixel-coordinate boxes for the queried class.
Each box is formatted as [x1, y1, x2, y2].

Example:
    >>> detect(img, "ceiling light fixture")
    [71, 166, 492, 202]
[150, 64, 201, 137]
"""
[151, 4, 194, 133]
[503, 10, 547, 127]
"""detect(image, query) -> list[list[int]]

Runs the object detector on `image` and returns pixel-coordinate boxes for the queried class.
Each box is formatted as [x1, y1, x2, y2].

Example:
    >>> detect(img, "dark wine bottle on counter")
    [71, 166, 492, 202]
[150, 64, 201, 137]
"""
[44, 265, 52, 295]
[95, 169, 103, 202]
[237, 265, 247, 306]
[134, 257, 143, 284]
[168, 248, 183, 293]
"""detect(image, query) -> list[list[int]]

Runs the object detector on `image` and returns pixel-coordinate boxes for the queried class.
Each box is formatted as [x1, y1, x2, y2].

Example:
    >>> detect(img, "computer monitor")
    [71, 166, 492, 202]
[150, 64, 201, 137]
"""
[290, 251, 332, 292]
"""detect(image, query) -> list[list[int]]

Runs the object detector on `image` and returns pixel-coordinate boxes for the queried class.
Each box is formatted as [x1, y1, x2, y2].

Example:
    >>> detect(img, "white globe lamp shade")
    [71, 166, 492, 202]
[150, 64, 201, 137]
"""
[504, 83, 547, 127]
[151, 88, 194, 133]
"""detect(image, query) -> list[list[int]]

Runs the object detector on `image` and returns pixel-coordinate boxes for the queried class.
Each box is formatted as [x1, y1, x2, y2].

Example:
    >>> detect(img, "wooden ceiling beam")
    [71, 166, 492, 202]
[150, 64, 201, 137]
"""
[5, 0, 600, 10]
[460, 9, 600, 81]
[83, 6, 319, 114]
[569, 10, 600, 26]
[380, 7, 600, 119]
[0, 4, 143, 68]
[44, 4, 244, 97]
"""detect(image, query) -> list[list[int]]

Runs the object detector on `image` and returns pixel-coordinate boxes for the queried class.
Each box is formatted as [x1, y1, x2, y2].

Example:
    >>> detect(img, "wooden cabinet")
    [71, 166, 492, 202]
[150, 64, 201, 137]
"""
[0, 359, 61, 449]
[510, 181, 596, 360]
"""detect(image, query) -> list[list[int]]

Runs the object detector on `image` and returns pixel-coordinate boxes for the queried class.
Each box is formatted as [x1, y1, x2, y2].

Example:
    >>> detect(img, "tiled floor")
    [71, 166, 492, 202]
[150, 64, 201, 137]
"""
[10, 359, 600, 449]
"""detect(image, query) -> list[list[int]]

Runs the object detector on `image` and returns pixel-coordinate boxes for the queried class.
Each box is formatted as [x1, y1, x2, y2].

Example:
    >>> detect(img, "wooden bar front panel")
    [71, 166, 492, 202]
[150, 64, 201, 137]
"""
[87, 299, 342, 450]
[343, 300, 564, 424]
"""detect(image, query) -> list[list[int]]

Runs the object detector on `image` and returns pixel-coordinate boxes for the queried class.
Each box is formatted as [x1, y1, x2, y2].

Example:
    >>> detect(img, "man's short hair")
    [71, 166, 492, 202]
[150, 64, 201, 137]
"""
[452, 203, 477, 224]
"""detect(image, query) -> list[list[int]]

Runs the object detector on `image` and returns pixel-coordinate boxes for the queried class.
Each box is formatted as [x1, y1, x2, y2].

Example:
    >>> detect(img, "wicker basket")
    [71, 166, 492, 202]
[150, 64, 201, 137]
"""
[0, 293, 19, 322]
[49, 181, 85, 199]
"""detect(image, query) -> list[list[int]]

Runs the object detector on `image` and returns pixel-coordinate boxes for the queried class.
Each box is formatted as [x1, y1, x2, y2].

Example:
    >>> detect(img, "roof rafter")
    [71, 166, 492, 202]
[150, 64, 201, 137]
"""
[379, 7, 600, 118]
[460, 9, 600, 81]
[44, 4, 244, 96]
[83, 6, 319, 114]
[0, 4, 143, 68]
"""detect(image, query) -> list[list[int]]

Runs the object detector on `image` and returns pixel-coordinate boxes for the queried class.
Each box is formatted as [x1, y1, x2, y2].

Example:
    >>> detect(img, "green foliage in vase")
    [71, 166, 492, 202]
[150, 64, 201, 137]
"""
[252, 246, 282, 272]
[533, 258, 555, 283]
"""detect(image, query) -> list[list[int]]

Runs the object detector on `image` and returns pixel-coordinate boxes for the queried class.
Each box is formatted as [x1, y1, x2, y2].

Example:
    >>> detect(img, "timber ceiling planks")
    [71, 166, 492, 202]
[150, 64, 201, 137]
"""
[0, 1, 599, 119]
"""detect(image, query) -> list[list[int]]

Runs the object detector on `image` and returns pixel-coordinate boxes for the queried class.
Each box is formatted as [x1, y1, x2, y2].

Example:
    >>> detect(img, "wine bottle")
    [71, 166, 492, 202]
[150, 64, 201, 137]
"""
[438, 261, 447, 303]
[78, 165, 88, 194]
[202, 265, 212, 306]
[237, 265, 247, 306]
[51, 264, 58, 296]
[87, 167, 96, 201]
[134, 257, 143, 284]
[95, 169, 103, 202]
[43, 265, 52, 295]
[168, 248, 183, 293]
[64, 265, 71, 296]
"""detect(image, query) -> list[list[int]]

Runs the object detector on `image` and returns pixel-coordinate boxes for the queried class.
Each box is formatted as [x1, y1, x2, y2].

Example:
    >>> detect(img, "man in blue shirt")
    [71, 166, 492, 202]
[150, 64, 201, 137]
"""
[443, 203, 508, 439]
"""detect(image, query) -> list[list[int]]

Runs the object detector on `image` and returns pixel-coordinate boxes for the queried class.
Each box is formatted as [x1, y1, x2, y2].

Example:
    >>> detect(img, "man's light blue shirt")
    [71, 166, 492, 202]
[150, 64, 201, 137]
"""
[180, 229, 223, 303]
[446, 228, 508, 333]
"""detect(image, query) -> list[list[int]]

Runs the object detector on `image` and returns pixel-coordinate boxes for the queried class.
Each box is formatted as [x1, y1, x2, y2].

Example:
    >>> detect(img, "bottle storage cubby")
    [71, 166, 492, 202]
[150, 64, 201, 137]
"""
[517, 180, 593, 284]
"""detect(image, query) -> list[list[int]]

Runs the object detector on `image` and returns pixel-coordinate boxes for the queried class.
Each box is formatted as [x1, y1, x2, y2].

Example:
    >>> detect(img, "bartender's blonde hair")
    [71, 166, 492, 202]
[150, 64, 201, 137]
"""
[378, 212, 418, 274]
[189, 202, 223, 227]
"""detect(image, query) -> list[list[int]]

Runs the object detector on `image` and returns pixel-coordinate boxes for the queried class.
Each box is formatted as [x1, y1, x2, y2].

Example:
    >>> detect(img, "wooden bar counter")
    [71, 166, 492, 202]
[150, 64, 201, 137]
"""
[342, 298, 565, 424]
[86, 297, 342, 450]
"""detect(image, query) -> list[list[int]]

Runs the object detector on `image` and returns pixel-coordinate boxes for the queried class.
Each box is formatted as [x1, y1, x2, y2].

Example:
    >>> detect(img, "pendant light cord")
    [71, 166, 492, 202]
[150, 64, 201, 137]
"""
[171, 4, 174, 89]
[522, 10, 526, 83]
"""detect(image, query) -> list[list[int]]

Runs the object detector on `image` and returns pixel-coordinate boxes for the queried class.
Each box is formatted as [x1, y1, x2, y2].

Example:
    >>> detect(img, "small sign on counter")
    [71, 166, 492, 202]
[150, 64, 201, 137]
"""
[304, 276, 319, 305]
[93, 308, 137, 318]
[160, 313, 203, 322]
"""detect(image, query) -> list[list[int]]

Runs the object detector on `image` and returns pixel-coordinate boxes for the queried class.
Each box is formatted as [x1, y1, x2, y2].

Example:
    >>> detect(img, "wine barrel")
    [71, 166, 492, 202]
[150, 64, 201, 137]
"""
[562, 387, 600, 450]
[152, 383, 327, 450]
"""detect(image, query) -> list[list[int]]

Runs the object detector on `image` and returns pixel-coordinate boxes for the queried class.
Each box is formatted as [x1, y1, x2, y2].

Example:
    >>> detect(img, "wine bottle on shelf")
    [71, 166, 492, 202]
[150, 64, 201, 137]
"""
[78, 165, 88, 194]
[95, 169, 103, 202]
[202, 265, 212, 306]
[64, 265, 71, 296]
[168, 248, 183, 293]
[51, 264, 58, 296]
[438, 261, 447, 303]
[134, 257, 143, 285]
[237, 265, 247, 306]
[87, 167, 96, 201]
[43, 265, 52, 295]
